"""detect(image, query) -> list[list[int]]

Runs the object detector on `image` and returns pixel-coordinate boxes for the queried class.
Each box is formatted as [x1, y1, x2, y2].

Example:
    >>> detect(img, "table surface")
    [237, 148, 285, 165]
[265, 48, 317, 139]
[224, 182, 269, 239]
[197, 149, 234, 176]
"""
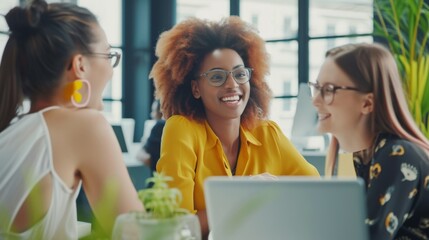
[123, 143, 144, 167]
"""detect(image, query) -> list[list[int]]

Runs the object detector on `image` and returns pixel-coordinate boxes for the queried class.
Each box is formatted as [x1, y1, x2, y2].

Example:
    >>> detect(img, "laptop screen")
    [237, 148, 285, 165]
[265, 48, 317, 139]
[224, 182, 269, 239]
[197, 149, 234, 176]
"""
[111, 124, 128, 153]
[204, 176, 369, 240]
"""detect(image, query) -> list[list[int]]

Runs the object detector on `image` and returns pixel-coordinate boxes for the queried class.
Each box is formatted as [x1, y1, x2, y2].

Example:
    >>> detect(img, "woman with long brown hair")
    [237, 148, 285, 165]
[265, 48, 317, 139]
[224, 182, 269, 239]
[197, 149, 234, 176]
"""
[311, 43, 429, 239]
[0, 1, 143, 238]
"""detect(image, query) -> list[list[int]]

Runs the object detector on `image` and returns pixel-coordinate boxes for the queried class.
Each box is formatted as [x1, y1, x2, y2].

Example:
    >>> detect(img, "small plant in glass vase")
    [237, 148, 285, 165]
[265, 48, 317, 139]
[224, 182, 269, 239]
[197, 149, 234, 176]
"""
[112, 173, 201, 240]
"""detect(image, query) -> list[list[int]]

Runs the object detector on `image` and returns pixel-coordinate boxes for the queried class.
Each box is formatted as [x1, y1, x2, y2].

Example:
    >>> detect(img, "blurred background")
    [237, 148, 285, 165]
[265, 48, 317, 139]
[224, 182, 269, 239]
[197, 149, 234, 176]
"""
[0, 0, 373, 141]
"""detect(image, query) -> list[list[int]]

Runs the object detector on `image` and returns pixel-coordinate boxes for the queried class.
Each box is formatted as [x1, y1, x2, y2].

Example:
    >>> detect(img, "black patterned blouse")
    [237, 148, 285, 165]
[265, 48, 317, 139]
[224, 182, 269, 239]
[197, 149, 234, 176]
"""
[353, 133, 429, 240]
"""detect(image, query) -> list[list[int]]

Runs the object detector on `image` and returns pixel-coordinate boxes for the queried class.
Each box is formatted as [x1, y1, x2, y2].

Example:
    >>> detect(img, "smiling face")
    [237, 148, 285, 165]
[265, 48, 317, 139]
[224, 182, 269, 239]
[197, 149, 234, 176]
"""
[312, 57, 372, 143]
[191, 48, 250, 123]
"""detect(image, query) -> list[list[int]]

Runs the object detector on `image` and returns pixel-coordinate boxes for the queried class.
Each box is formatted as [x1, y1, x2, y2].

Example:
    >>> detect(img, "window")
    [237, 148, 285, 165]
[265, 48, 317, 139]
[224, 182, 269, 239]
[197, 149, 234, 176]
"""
[283, 17, 294, 37]
[176, 0, 229, 22]
[0, 1, 19, 57]
[241, 0, 299, 40]
[77, 0, 123, 121]
[326, 24, 336, 49]
[308, 0, 373, 85]
[2, 1, 375, 138]
[282, 81, 292, 111]
[349, 25, 358, 43]
[251, 14, 258, 27]
[241, 0, 299, 136]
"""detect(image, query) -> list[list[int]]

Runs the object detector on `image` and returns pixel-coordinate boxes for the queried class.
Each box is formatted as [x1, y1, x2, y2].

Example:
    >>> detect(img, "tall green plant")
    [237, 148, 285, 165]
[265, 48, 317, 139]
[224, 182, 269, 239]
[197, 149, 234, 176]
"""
[374, 0, 429, 138]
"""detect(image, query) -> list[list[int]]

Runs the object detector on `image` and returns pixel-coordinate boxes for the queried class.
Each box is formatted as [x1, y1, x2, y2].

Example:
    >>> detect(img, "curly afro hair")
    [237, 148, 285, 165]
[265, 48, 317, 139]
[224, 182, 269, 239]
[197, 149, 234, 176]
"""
[150, 16, 272, 129]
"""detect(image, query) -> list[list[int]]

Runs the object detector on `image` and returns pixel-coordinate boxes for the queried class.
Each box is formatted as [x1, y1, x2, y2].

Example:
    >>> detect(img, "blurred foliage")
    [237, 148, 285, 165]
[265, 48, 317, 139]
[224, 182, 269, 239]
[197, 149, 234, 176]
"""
[374, 0, 429, 138]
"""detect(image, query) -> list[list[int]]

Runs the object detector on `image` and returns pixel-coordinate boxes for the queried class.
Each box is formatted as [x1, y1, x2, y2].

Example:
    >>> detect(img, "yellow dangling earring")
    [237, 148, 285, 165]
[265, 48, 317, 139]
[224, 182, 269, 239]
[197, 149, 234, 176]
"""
[64, 79, 91, 108]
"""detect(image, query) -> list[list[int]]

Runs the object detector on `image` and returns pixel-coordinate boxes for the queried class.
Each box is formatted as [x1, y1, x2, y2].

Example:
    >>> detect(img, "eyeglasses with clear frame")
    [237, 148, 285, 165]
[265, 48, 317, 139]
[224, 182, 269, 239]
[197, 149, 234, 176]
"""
[199, 67, 253, 87]
[307, 82, 362, 104]
[87, 51, 121, 68]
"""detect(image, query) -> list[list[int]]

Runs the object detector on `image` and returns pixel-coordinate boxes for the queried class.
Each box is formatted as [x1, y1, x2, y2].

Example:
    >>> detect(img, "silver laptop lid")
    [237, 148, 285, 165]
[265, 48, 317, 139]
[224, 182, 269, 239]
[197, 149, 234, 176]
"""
[204, 176, 369, 240]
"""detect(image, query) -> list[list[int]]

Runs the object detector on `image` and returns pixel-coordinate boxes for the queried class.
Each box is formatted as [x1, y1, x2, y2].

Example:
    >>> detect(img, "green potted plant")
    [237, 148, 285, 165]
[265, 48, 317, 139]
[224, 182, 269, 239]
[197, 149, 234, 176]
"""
[112, 173, 201, 240]
[374, 0, 429, 138]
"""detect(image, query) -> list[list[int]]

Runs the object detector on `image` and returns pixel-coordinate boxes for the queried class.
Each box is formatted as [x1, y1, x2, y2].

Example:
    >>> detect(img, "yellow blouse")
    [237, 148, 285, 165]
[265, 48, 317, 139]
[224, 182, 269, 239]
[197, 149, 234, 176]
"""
[156, 115, 319, 213]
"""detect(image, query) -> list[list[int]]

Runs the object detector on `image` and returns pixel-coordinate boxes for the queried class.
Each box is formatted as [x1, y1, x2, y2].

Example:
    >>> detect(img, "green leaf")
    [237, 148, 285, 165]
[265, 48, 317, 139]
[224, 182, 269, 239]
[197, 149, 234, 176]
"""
[138, 172, 189, 219]
[375, 0, 429, 139]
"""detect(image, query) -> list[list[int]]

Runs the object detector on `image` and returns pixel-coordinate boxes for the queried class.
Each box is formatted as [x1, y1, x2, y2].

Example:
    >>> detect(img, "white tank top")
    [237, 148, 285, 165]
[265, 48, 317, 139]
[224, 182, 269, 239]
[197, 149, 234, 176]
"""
[0, 106, 82, 239]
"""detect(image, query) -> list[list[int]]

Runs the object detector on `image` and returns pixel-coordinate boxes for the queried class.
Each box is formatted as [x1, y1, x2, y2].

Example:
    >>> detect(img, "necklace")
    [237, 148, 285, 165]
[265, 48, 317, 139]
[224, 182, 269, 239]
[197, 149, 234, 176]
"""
[353, 148, 373, 165]
[231, 139, 241, 176]
[353, 133, 381, 165]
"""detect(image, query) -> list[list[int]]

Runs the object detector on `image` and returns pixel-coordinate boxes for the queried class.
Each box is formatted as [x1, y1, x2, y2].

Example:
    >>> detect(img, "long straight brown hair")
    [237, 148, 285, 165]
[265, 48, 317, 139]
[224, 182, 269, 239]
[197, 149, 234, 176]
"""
[324, 43, 429, 175]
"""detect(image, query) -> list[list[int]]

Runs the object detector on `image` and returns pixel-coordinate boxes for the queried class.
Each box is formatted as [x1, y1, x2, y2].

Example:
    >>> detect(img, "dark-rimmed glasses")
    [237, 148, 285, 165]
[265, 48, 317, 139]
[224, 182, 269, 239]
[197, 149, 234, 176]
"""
[307, 82, 362, 104]
[200, 67, 253, 87]
[87, 51, 121, 68]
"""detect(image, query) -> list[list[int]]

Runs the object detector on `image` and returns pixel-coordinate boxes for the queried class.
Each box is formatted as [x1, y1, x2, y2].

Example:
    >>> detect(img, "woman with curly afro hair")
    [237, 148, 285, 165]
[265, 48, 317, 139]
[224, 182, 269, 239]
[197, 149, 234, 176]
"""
[150, 16, 319, 238]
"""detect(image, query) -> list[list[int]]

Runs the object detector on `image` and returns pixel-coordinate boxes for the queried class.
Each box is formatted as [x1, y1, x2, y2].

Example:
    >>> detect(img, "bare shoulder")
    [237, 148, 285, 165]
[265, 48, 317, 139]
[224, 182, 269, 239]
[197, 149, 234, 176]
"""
[44, 108, 111, 135]
[44, 108, 118, 158]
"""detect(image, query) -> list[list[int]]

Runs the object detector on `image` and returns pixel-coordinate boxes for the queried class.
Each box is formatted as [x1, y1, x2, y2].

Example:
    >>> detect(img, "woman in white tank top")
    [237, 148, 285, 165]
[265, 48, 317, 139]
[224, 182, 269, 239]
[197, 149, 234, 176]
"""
[0, 1, 144, 239]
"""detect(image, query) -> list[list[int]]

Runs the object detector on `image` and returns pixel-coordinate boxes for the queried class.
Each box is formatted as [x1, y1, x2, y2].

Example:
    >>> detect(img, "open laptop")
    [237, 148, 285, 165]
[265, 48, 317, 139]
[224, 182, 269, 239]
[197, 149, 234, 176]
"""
[204, 176, 369, 240]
